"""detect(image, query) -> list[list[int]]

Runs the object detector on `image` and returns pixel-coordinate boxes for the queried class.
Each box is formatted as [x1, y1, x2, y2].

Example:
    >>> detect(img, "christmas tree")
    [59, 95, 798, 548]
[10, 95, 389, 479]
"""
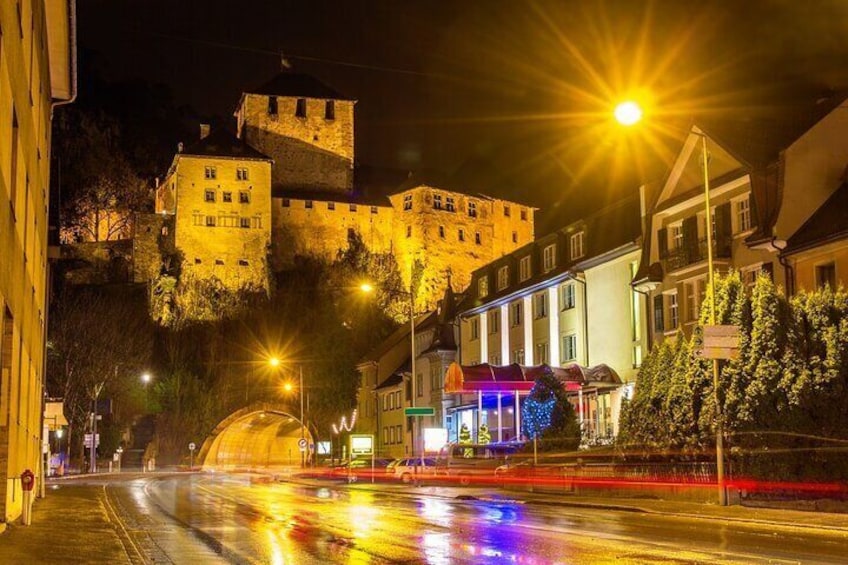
[478, 423, 491, 445]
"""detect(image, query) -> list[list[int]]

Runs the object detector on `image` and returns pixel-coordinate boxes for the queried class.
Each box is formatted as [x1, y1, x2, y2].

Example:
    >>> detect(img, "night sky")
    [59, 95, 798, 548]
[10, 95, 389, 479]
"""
[79, 0, 848, 229]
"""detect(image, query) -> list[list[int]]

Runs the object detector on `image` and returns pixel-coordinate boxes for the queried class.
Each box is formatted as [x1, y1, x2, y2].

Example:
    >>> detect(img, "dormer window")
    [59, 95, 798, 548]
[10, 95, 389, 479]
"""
[543, 244, 556, 272]
[478, 276, 489, 298]
[325, 100, 335, 120]
[497, 266, 509, 290]
[295, 98, 307, 118]
[519, 255, 531, 281]
[570, 231, 585, 260]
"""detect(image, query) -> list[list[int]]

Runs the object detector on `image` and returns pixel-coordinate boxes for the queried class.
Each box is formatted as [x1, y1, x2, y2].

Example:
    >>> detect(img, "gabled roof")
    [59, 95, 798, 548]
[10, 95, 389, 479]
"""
[784, 178, 848, 256]
[246, 72, 355, 101]
[179, 129, 272, 161]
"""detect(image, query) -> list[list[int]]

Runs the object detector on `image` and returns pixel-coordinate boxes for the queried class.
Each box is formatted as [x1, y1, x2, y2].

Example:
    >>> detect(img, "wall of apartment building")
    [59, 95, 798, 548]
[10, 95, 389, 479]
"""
[236, 93, 355, 194]
[787, 240, 848, 293]
[171, 156, 272, 291]
[0, 0, 65, 522]
[270, 197, 393, 269]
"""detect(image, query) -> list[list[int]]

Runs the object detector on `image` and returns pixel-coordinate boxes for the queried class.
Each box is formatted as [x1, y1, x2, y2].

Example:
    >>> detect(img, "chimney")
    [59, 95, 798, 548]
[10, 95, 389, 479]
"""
[199, 123, 210, 140]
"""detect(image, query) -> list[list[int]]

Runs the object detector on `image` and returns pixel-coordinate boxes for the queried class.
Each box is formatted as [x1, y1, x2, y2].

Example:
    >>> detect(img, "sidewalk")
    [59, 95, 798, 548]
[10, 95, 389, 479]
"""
[0, 481, 131, 564]
[284, 474, 848, 535]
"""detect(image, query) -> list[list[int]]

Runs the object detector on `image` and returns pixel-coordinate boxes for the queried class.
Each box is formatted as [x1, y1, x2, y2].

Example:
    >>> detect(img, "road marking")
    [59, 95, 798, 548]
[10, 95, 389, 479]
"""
[101, 484, 148, 565]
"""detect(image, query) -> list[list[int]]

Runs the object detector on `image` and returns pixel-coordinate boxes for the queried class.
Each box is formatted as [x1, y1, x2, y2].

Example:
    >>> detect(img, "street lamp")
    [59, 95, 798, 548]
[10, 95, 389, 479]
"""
[616, 101, 727, 506]
[360, 280, 422, 481]
[277, 359, 307, 468]
[141, 373, 152, 412]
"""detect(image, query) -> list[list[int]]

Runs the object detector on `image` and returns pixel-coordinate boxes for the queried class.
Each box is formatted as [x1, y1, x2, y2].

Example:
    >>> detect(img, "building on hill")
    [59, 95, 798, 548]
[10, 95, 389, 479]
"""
[0, 0, 76, 523]
[235, 72, 356, 195]
[154, 127, 273, 292]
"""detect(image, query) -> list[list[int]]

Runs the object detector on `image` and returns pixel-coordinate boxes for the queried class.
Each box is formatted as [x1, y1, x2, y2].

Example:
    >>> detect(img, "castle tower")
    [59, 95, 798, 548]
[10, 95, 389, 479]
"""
[235, 72, 356, 195]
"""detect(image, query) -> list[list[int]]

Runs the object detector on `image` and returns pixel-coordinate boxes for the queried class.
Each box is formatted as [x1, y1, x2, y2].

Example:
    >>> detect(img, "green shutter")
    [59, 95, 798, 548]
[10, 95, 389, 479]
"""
[658, 227, 669, 259]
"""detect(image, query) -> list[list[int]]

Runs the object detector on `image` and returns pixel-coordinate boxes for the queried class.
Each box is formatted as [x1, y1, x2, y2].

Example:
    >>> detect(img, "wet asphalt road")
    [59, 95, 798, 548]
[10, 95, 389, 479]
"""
[98, 473, 848, 564]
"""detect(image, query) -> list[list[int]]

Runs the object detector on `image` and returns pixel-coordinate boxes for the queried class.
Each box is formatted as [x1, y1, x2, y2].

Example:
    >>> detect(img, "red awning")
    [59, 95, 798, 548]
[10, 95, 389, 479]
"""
[444, 362, 621, 394]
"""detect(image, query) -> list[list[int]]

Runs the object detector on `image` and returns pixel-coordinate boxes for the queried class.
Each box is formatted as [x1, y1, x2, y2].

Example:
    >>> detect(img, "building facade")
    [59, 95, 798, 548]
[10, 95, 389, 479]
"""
[452, 200, 647, 444]
[0, 0, 75, 522]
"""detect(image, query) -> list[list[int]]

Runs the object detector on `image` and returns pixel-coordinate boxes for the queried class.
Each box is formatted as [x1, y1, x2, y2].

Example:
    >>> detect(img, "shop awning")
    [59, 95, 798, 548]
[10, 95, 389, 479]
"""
[444, 362, 621, 394]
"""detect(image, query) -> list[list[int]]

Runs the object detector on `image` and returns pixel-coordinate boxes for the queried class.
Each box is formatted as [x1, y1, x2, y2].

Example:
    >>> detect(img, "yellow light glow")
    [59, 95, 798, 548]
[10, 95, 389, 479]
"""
[269, 356, 281, 367]
[283, 382, 293, 392]
[359, 283, 375, 293]
[614, 101, 642, 126]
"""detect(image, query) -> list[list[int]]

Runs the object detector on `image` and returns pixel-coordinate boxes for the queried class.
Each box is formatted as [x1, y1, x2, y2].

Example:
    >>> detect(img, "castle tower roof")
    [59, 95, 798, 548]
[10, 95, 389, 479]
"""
[180, 128, 272, 161]
[245, 72, 356, 101]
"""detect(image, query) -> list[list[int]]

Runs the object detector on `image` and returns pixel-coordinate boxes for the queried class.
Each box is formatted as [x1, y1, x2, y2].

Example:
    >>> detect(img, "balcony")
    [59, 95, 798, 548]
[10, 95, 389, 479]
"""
[663, 238, 731, 273]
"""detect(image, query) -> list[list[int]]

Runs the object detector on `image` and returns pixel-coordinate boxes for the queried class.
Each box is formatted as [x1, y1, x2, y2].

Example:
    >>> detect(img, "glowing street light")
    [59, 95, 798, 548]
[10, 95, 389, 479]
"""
[269, 356, 281, 368]
[283, 381, 293, 392]
[359, 282, 375, 293]
[141, 373, 151, 385]
[614, 100, 643, 126]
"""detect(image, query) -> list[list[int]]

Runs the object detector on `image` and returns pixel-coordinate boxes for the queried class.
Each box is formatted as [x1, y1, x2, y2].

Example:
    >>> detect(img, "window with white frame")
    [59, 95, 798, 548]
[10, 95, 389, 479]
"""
[488, 309, 500, 333]
[489, 352, 502, 366]
[403, 194, 413, 210]
[470, 317, 479, 340]
[236, 167, 249, 180]
[446, 196, 456, 212]
[562, 334, 577, 361]
[560, 282, 576, 310]
[510, 301, 522, 326]
[736, 196, 752, 233]
[670, 223, 683, 250]
[570, 231, 585, 259]
[467, 200, 477, 217]
[478, 276, 489, 298]
[535, 342, 549, 364]
[204, 166, 217, 180]
[534, 292, 547, 319]
[519, 256, 531, 281]
[433, 194, 443, 210]
[685, 280, 702, 322]
[511, 348, 525, 364]
[497, 266, 509, 290]
[668, 292, 679, 329]
[543, 244, 556, 272]
[741, 264, 761, 287]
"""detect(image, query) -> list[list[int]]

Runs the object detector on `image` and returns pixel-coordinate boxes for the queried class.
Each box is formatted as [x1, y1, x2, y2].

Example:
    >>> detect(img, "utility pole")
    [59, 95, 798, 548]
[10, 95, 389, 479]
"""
[90, 380, 105, 473]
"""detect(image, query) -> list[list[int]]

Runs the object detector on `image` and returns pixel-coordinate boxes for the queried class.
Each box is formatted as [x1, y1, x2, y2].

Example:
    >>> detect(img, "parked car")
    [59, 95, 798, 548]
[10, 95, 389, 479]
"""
[387, 457, 437, 483]
[332, 457, 393, 481]
[435, 443, 523, 485]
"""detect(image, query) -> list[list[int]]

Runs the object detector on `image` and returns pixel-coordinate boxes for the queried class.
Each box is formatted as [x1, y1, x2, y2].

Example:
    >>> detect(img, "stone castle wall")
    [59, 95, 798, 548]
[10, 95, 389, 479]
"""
[133, 213, 175, 283]
[172, 156, 272, 291]
[237, 94, 354, 194]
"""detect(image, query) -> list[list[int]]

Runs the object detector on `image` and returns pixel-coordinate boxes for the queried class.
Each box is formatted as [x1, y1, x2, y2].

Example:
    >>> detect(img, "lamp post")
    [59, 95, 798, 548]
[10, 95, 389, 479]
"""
[615, 101, 726, 505]
[280, 359, 307, 468]
[141, 372, 152, 412]
[360, 279, 421, 482]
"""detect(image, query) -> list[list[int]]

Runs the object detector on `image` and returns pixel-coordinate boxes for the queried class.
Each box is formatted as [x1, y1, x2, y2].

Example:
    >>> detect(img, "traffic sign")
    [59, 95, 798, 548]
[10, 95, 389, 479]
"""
[404, 407, 435, 417]
[349, 434, 374, 455]
[189, 442, 196, 452]
[298, 438, 308, 452]
[696, 325, 741, 359]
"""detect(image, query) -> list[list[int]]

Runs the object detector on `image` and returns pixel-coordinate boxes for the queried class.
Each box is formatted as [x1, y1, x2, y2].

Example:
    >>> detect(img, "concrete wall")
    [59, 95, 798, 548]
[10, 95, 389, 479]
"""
[173, 156, 272, 291]
[0, 0, 67, 522]
[237, 93, 354, 194]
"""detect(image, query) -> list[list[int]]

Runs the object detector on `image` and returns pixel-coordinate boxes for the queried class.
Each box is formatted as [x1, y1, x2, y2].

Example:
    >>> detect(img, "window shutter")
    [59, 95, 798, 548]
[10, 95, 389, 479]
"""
[683, 216, 699, 263]
[761, 261, 774, 281]
[715, 202, 732, 257]
[657, 227, 669, 259]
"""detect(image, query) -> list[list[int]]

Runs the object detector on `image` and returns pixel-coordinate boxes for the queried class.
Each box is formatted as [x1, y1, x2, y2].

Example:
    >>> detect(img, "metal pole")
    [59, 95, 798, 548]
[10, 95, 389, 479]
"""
[409, 284, 418, 482]
[701, 134, 727, 506]
[300, 365, 305, 468]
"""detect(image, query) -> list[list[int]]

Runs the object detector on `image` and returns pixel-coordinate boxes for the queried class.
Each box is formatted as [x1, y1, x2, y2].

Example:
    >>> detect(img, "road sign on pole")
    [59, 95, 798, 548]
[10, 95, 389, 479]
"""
[298, 438, 308, 452]
[404, 407, 435, 417]
[696, 325, 741, 359]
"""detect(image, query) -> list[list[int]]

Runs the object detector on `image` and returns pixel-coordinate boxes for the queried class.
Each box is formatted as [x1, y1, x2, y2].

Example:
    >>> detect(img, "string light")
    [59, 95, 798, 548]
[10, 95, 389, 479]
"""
[332, 409, 357, 434]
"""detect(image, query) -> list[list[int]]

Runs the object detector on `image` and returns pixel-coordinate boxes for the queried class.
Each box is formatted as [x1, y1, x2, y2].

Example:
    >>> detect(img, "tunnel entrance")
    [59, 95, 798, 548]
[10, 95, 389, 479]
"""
[199, 402, 314, 470]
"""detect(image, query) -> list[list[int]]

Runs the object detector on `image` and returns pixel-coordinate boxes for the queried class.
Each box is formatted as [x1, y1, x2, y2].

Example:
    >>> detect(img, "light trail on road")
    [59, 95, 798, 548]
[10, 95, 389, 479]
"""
[96, 473, 848, 564]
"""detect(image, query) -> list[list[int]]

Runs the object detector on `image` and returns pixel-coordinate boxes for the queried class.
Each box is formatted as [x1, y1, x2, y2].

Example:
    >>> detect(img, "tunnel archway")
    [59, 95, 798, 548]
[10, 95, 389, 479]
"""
[199, 401, 314, 470]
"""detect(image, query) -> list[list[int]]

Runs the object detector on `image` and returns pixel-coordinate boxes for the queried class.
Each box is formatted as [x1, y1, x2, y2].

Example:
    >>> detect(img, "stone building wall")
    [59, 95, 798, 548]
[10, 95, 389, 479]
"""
[236, 94, 355, 194]
[172, 156, 273, 291]
[270, 197, 393, 269]
[133, 213, 175, 283]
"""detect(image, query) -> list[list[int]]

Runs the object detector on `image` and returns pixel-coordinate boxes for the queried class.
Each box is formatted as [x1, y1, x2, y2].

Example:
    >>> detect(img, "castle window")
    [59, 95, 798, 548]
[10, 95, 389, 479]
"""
[433, 194, 443, 210]
[223, 192, 232, 203]
[403, 194, 412, 211]
[439, 225, 445, 238]
[268, 96, 278, 115]
[238, 259, 249, 267]
[295, 98, 307, 118]
[446, 197, 456, 212]
[327, 201, 335, 210]
[194, 258, 202, 264]
[239, 191, 250, 204]
[406, 226, 412, 238]
[325, 100, 335, 120]
[504, 205, 511, 217]
[215, 259, 224, 265]
[240, 217, 250, 228]
[236, 167, 249, 181]
[205, 166, 217, 180]
[520, 208, 528, 221]
[204, 190, 215, 202]
[512, 231, 518, 243]
[519, 256, 531, 281]
[371, 206, 378, 214]
[350, 203, 357, 212]
[282, 198, 290, 207]
[475, 231, 481, 245]
[467, 201, 477, 217]
[458, 229, 465, 242]
[205, 216, 216, 227]
[305, 200, 313, 209]
[348, 228, 356, 239]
